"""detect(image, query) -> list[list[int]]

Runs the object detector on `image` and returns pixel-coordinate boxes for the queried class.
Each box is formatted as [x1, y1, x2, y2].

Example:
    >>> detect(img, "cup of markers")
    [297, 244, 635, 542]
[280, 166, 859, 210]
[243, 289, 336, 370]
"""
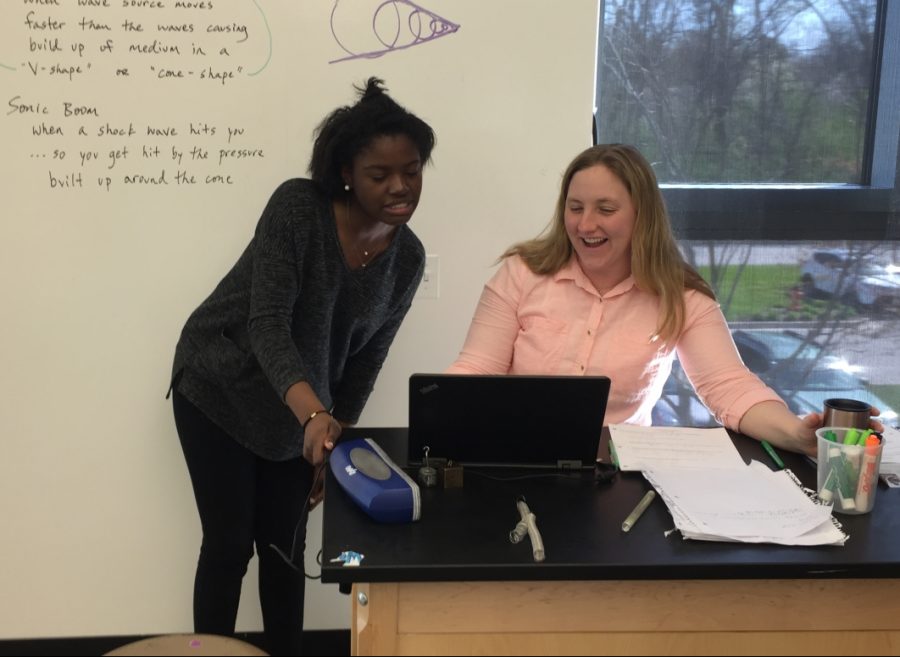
[815, 427, 884, 515]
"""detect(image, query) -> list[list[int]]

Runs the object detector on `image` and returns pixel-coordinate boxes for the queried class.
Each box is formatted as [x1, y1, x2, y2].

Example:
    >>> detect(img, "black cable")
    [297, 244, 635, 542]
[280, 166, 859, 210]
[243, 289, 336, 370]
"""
[464, 469, 583, 482]
[269, 462, 326, 579]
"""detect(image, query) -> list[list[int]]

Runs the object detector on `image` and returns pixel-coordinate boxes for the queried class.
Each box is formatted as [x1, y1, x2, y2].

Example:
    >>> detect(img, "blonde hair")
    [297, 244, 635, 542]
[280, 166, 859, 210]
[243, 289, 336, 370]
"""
[503, 144, 715, 342]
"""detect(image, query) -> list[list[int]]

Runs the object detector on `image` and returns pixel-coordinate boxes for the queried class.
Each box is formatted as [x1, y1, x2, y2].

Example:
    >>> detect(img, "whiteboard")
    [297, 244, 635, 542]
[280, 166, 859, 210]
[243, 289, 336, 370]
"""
[0, 0, 598, 637]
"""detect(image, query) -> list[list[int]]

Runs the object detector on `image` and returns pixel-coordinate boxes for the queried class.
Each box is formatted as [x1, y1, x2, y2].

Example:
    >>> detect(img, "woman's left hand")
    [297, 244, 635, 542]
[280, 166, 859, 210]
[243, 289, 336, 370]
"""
[794, 413, 824, 457]
[798, 406, 884, 456]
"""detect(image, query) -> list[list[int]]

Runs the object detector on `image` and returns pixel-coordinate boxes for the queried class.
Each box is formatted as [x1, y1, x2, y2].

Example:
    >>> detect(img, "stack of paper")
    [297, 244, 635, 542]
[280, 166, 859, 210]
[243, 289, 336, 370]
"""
[878, 425, 900, 488]
[609, 424, 847, 546]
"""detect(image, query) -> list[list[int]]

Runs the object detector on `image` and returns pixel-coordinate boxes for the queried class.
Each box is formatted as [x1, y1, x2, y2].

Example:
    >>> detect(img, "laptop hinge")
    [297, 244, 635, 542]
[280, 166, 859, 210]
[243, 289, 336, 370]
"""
[556, 459, 582, 471]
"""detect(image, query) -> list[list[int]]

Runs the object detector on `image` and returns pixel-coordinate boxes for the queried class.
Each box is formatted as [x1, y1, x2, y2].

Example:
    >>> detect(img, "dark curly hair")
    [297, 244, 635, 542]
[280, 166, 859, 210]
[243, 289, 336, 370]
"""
[308, 77, 436, 198]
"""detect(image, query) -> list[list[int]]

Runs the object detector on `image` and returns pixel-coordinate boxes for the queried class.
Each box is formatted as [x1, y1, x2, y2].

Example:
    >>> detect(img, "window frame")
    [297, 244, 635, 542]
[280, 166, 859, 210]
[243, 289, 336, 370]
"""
[593, 0, 900, 241]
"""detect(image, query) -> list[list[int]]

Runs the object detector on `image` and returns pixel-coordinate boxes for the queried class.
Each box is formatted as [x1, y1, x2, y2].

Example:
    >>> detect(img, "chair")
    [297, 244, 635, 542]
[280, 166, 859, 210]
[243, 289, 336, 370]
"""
[104, 633, 267, 656]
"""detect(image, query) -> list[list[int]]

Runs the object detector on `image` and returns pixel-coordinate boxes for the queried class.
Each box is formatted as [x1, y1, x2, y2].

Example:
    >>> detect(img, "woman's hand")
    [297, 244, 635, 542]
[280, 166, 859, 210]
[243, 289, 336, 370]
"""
[302, 412, 340, 510]
[284, 381, 341, 467]
[302, 411, 341, 467]
[798, 406, 883, 456]
[741, 400, 883, 457]
[793, 413, 824, 457]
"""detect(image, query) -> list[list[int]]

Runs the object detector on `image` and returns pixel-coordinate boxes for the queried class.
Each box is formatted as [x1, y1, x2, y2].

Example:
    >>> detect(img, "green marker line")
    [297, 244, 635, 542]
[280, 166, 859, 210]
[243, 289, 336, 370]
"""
[248, 0, 272, 76]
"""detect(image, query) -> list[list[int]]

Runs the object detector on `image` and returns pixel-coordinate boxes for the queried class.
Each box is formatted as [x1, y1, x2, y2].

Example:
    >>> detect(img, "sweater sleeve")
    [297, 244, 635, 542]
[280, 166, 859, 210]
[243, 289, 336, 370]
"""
[246, 183, 311, 400]
[676, 291, 785, 431]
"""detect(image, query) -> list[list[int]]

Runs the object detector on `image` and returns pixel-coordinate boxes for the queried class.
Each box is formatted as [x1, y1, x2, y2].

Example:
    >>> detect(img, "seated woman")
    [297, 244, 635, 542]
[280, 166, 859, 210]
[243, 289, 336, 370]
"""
[447, 144, 878, 455]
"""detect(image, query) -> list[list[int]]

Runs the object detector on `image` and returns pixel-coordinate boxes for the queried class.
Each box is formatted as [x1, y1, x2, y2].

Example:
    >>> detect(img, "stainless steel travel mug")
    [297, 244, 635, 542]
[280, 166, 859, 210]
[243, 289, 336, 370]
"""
[822, 398, 871, 430]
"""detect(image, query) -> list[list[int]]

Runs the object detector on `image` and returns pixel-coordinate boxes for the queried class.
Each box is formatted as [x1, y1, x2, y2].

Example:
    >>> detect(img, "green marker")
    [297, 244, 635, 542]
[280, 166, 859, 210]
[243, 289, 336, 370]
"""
[818, 468, 837, 504]
[760, 440, 785, 470]
[824, 430, 838, 443]
[827, 446, 857, 511]
[844, 428, 861, 445]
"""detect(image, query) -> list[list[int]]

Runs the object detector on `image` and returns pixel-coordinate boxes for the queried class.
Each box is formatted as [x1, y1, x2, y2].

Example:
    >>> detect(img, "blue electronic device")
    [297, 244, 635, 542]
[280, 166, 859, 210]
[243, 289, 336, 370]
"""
[329, 438, 421, 523]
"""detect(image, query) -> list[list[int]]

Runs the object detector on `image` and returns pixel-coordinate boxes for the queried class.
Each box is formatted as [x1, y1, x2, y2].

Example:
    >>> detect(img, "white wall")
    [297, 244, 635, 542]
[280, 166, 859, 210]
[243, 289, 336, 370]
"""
[0, 0, 598, 637]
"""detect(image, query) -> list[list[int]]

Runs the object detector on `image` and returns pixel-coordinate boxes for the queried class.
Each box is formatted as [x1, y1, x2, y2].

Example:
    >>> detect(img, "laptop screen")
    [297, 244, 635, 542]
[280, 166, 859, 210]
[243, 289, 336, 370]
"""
[408, 374, 610, 469]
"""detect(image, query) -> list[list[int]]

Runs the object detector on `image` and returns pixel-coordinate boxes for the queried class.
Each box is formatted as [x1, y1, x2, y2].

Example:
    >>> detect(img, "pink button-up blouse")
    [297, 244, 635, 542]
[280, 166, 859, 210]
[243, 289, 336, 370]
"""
[447, 255, 784, 430]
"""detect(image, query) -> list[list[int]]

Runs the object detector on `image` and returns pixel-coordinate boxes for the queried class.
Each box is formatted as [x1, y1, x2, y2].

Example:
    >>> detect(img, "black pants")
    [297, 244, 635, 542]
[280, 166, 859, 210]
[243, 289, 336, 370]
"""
[173, 390, 314, 656]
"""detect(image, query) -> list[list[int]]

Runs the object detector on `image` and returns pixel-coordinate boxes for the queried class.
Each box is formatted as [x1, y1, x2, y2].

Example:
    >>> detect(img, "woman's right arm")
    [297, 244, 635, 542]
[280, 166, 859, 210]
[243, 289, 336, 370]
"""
[446, 258, 522, 374]
[246, 184, 340, 464]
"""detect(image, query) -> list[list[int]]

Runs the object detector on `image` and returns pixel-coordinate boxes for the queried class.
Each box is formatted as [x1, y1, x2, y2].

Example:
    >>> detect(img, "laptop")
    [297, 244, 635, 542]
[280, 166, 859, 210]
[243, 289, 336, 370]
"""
[408, 374, 611, 469]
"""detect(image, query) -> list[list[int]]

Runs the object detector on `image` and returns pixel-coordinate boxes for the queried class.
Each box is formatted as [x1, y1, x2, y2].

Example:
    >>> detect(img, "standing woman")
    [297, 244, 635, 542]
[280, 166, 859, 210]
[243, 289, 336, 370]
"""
[169, 78, 435, 655]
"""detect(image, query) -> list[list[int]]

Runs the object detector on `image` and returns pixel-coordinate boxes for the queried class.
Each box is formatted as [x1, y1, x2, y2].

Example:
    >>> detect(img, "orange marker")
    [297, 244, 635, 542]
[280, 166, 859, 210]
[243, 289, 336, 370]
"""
[854, 435, 881, 511]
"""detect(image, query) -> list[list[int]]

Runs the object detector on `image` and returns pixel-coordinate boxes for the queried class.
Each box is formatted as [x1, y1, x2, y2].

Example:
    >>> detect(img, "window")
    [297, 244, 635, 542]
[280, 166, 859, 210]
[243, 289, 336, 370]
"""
[593, 1, 900, 428]
[594, 0, 900, 239]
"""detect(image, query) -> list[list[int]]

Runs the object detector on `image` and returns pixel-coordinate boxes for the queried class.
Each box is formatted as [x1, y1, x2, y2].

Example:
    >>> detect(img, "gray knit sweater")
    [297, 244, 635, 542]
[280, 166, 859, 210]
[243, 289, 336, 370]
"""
[172, 178, 425, 460]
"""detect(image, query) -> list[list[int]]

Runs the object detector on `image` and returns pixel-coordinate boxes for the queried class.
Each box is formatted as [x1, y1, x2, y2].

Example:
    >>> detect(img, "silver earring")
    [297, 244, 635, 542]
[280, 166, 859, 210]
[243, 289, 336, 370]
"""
[344, 183, 350, 192]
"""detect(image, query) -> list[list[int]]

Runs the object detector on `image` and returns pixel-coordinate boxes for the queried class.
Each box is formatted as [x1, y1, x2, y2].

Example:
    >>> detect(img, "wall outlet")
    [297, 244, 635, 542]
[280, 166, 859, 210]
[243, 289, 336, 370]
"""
[418, 255, 440, 299]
